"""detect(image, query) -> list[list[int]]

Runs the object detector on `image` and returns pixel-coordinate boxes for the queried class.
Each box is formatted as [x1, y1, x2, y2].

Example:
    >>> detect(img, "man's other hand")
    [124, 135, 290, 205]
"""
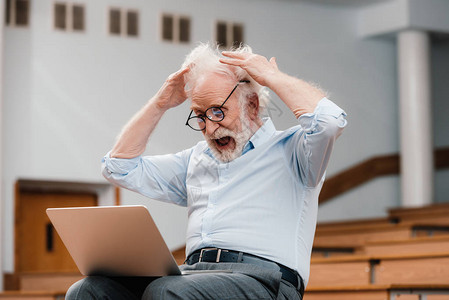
[219, 52, 280, 88]
[154, 66, 190, 111]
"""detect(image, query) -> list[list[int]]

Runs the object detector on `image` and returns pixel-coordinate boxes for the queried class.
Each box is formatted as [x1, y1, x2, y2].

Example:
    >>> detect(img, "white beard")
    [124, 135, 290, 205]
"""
[205, 111, 254, 163]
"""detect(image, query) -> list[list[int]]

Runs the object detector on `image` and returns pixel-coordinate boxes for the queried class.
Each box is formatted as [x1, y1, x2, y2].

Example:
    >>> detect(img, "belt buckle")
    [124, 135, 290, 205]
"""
[199, 248, 228, 263]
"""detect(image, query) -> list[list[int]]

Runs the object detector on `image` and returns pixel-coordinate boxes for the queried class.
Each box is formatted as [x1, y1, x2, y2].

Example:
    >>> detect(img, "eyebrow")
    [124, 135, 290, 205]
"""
[190, 108, 203, 116]
[190, 102, 223, 113]
[190, 105, 203, 113]
[189, 80, 249, 112]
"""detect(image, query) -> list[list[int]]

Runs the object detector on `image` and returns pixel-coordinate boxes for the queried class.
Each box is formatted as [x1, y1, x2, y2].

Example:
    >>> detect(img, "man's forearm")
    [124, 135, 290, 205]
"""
[110, 67, 189, 158]
[110, 97, 167, 159]
[267, 72, 326, 118]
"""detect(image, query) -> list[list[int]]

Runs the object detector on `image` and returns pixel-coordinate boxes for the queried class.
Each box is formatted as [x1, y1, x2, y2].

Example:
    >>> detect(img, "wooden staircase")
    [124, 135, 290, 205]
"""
[306, 202, 449, 299]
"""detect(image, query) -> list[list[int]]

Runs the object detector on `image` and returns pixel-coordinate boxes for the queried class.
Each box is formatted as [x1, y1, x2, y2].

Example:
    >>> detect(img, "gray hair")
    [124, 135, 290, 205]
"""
[182, 42, 270, 116]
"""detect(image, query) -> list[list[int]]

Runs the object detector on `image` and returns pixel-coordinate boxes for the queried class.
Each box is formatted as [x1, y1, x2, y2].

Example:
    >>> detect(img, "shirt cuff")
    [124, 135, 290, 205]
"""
[102, 151, 141, 175]
[298, 97, 347, 132]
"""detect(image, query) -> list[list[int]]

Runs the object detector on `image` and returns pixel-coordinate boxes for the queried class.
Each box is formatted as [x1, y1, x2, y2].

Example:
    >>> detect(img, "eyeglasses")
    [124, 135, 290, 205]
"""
[185, 80, 250, 131]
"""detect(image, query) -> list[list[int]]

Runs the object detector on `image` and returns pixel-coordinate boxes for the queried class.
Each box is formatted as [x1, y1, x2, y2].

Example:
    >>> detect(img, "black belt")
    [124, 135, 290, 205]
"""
[185, 248, 304, 297]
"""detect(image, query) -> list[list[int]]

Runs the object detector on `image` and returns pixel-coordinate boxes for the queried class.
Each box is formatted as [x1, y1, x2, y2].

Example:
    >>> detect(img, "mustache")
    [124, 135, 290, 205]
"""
[207, 127, 236, 140]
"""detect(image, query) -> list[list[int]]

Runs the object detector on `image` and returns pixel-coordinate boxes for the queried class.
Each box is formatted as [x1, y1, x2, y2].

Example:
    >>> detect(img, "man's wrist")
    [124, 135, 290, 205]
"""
[266, 73, 325, 117]
[263, 69, 285, 90]
[150, 96, 171, 114]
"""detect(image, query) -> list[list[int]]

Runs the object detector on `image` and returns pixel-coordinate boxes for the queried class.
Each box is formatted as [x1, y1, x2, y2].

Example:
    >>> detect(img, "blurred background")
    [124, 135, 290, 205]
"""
[0, 0, 448, 295]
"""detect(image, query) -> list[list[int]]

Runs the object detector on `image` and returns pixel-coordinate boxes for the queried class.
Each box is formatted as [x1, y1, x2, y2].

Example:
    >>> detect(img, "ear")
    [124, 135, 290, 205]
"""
[246, 93, 260, 121]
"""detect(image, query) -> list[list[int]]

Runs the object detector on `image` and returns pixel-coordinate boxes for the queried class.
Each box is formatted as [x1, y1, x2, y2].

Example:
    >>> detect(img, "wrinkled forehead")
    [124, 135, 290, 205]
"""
[190, 73, 237, 110]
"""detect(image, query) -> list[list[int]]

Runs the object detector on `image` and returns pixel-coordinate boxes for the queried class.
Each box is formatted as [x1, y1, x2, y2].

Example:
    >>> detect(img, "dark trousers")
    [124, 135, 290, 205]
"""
[66, 262, 303, 299]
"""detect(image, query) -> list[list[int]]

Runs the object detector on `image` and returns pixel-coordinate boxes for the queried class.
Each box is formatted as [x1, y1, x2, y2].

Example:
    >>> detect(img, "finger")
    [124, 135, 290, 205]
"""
[178, 67, 190, 82]
[176, 66, 190, 77]
[219, 58, 244, 67]
[168, 67, 190, 82]
[180, 66, 190, 74]
[269, 57, 278, 69]
[221, 51, 249, 59]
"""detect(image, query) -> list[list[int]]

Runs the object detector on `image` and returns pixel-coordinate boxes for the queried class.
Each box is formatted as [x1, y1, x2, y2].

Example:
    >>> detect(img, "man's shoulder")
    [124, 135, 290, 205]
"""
[252, 118, 302, 147]
[271, 124, 304, 142]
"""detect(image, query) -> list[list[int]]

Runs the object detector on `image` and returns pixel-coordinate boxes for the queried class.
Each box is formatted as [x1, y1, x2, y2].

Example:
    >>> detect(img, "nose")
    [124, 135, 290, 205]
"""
[204, 118, 219, 136]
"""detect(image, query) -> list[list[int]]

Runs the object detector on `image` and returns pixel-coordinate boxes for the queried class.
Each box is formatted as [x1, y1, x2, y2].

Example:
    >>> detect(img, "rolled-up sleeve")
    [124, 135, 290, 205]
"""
[102, 147, 194, 206]
[288, 97, 347, 188]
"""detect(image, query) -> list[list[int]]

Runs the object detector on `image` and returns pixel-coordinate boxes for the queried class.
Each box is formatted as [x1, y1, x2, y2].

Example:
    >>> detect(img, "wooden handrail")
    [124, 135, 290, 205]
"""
[319, 147, 449, 205]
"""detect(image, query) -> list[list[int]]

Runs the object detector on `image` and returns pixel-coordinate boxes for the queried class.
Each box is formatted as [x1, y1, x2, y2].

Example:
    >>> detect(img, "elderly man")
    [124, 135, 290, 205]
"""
[66, 43, 346, 300]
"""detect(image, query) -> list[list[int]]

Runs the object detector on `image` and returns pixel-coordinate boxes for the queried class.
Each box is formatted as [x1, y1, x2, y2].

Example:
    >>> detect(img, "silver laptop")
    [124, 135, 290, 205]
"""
[47, 205, 182, 277]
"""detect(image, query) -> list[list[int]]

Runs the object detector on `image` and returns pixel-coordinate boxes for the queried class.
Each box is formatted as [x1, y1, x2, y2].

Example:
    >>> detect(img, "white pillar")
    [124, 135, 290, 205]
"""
[397, 30, 434, 207]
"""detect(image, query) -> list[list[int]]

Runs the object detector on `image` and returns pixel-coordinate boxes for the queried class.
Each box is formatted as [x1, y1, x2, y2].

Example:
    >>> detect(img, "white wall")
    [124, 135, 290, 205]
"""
[2, 0, 447, 277]
[0, 0, 5, 291]
[3, 19, 33, 278]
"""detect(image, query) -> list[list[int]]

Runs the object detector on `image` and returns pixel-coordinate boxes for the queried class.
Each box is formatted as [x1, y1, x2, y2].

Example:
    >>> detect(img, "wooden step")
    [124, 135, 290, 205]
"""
[0, 291, 65, 300]
[316, 217, 397, 233]
[389, 203, 449, 219]
[313, 223, 449, 248]
[312, 246, 356, 258]
[305, 284, 449, 300]
[305, 284, 391, 300]
[309, 259, 372, 288]
[308, 252, 449, 288]
[315, 203, 449, 235]
[397, 213, 449, 227]
[5, 272, 84, 292]
[358, 235, 449, 256]
[313, 224, 411, 248]
[388, 284, 449, 300]
[376, 253, 449, 286]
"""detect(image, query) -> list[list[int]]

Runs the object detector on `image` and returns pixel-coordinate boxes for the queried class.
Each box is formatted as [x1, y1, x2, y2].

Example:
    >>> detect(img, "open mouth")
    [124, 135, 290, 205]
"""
[214, 136, 232, 148]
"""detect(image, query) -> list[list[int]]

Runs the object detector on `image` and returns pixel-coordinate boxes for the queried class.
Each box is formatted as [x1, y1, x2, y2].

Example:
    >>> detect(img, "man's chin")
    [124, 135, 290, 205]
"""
[207, 141, 241, 163]
[213, 149, 241, 163]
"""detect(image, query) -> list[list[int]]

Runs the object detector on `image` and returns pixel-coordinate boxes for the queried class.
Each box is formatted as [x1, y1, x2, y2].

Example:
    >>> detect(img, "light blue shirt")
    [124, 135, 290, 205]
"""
[102, 97, 347, 286]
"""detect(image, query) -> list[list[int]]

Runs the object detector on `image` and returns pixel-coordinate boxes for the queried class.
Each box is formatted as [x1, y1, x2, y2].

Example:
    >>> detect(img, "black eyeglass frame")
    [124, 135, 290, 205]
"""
[185, 80, 250, 131]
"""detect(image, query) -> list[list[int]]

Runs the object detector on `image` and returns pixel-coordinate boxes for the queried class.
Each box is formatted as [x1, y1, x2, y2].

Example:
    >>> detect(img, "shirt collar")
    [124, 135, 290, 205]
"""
[248, 117, 276, 149]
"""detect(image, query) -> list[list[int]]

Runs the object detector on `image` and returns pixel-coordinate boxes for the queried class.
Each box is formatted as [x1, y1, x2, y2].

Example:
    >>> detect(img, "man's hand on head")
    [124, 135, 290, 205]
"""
[221, 51, 325, 118]
[219, 52, 280, 88]
[154, 66, 190, 111]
